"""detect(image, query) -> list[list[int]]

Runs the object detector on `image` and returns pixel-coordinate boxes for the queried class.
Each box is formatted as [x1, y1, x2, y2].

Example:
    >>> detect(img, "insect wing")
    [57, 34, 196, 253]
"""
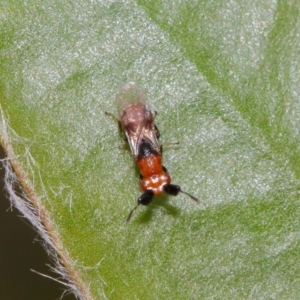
[117, 82, 160, 159]
[125, 121, 160, 159]
[116, 82, 147, 116]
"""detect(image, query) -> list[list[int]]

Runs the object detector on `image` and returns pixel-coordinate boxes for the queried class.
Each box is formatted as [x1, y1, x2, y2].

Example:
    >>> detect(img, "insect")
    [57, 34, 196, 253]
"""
[106, 82, 199, 222]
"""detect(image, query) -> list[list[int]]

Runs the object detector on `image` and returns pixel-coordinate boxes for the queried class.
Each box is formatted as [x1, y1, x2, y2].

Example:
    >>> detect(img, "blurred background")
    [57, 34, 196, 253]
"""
[0, 145, 76, 300]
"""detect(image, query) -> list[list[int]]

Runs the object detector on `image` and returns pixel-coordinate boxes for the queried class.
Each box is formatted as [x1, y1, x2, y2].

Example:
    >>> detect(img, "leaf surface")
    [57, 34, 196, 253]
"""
[1, 1, 300, 298]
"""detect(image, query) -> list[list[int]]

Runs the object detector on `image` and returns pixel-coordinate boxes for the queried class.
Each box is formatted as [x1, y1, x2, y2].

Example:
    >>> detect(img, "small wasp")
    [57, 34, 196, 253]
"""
[106, 82, 199, 222]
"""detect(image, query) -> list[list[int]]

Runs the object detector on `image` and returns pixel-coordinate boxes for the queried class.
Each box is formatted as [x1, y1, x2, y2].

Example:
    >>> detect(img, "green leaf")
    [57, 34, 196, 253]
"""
[1, 1, 300, 299]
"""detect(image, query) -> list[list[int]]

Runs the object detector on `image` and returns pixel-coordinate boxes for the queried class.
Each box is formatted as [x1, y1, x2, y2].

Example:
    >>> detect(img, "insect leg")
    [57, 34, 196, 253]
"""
[104, 111, 128, 142]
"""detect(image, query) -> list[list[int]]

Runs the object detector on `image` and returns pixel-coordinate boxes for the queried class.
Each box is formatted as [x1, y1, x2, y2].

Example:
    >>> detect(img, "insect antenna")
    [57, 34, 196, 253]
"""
[163, 183, 200, 203]
[126, 190, 154, 223]
[179, 190, 200, 203]
[126, 204, 140, 223]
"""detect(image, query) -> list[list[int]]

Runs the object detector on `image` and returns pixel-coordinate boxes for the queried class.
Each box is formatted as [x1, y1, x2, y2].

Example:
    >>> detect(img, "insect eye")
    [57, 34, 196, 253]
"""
[164, 184, 200, 203]
[163, 184, 180, 196]
[126, 190, 155, 223]
[138, 190, 154, 205]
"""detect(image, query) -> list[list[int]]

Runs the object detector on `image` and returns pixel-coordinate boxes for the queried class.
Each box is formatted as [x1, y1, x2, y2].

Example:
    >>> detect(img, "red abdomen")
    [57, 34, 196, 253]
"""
[137, 154, 171, 195]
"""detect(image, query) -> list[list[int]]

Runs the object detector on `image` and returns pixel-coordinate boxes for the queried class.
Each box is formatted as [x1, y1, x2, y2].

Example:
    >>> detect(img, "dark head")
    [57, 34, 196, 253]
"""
[126, 185, 199, 222]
